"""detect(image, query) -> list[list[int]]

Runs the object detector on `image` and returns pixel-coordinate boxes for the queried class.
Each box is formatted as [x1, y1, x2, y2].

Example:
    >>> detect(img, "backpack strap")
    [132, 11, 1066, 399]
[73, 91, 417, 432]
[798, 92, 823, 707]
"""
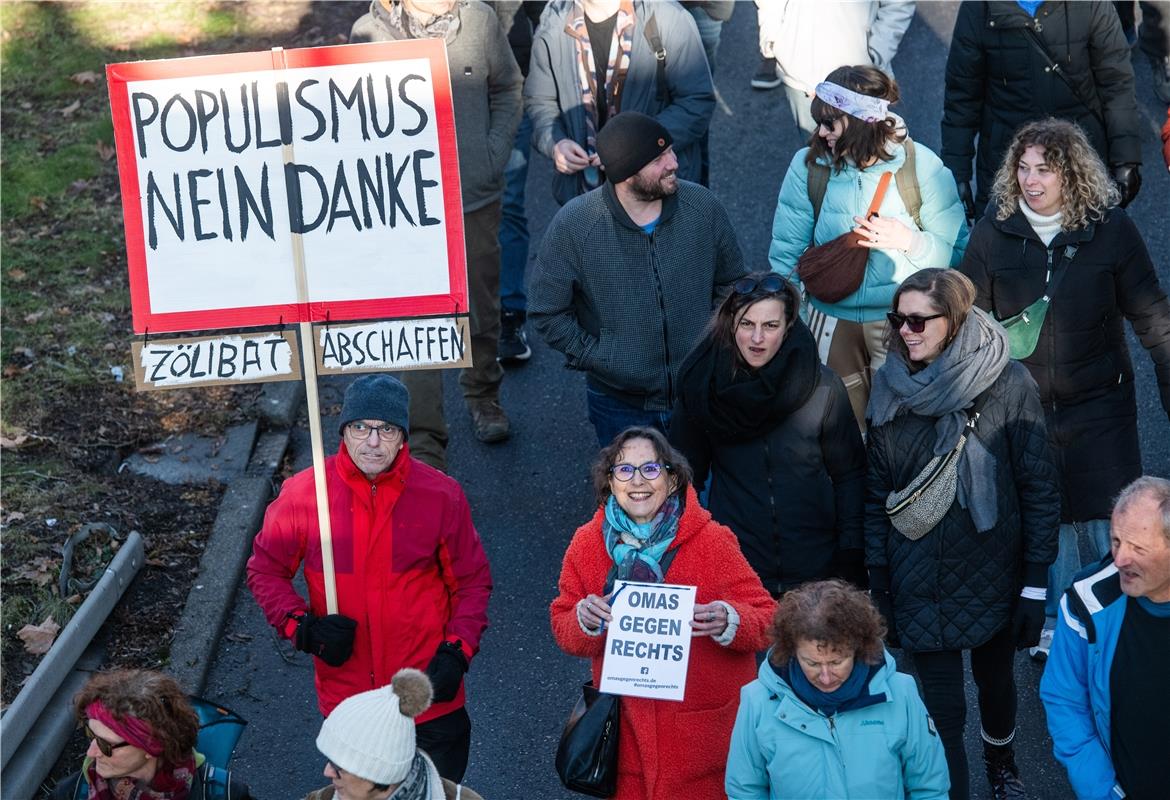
[200, 763, 236, 799]
[806, 161, 830, 241]
[894, 137, 923, 230]
[642, 14, 671, 108]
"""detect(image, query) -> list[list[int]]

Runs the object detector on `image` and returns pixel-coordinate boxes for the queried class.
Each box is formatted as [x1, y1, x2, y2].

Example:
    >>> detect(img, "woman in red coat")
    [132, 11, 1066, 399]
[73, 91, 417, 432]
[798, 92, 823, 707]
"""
[551, 427, 776, 799]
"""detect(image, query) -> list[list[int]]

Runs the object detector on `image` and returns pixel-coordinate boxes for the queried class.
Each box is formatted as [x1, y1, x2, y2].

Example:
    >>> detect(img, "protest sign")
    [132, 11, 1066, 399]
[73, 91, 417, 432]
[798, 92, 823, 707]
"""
[316, 317, 470, 374]
[600, 581, 696, 701]
[107, 39, 466, 334]
[132, 330, 300, 390]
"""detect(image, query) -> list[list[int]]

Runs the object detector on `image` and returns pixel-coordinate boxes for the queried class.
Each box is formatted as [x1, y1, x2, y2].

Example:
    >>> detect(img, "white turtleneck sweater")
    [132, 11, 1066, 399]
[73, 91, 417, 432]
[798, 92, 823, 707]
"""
[1018, 199, 1064, 246]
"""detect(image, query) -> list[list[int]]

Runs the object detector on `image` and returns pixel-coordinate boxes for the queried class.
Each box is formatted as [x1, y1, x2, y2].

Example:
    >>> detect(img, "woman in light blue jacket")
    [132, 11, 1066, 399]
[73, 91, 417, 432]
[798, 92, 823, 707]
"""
[726, 580, 949, 800]
[769, 65, 968, 429]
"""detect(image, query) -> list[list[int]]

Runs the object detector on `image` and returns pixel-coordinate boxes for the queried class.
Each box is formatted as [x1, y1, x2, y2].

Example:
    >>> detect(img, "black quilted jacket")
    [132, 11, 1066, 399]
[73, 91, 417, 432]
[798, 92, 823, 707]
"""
[865, 361, 1060, 653]
[960, 207, 1170, 523]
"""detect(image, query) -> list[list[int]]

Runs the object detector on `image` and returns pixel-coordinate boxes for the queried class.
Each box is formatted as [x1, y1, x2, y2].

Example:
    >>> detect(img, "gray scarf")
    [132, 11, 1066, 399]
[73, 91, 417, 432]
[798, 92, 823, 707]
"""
[868, 307, 1010, 532]
[387, 752, 436, 800]
[383, 0, 462, 44]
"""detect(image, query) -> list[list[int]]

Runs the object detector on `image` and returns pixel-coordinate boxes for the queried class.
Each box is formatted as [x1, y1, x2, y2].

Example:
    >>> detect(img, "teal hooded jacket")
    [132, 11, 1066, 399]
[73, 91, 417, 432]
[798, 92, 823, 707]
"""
[726, 649, 949, 799]
[768, 138, 969, 324]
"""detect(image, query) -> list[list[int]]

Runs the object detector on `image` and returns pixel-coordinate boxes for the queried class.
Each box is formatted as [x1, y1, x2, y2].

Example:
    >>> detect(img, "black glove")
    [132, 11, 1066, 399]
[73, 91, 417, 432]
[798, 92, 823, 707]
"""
[1110, 164, 1142, 207]
[833, 549, 869, 590]
[956, 181, 977, 225]
[425, 641, 469, 703]
[1011, 597, 1046, 650]
[871, 590, 901, 649]
[293, 613, 357, 667]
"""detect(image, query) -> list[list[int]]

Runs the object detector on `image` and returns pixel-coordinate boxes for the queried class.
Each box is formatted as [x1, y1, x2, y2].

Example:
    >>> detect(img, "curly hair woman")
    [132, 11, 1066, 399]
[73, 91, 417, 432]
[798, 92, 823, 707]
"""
[50, 669, 252, 799]
[959, 118, 1170, 662]
[725, 580, 949, 798]
[768, 64, 969, 429]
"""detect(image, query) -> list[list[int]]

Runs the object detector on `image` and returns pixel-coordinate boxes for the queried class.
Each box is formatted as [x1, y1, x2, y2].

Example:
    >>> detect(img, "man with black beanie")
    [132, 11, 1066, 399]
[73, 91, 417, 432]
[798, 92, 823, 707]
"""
[247, 374, 493, 782]
[529, 111, 746, 447]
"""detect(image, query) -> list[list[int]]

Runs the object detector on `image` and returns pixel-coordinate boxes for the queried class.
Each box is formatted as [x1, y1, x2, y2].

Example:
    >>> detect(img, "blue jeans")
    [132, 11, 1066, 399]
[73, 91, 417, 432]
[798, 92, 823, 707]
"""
[499, 113, 531, 313]
[1045, 518, 1112, 619]
[585, 385, 671, 449]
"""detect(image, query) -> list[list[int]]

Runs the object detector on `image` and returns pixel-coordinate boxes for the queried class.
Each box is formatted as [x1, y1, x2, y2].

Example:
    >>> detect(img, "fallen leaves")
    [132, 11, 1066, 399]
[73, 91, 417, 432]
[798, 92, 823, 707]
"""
[14, 556, 58, 587]
[1, 430, 31, 450]
[60, 100, 81, 117]
[18, 617, 61, 655]
[95, 141, 116, 161]
[70, 71, 101, 86]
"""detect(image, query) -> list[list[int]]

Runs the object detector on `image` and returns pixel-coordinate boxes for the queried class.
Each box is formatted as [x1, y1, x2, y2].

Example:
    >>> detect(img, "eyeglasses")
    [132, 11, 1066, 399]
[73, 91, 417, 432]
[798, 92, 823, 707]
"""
[85, 724, 132, 757]
[733, 275, 786, 295]
[345, 421, 402, 440]
[610, 462, 669, 482]
[886, 312, 944, 333]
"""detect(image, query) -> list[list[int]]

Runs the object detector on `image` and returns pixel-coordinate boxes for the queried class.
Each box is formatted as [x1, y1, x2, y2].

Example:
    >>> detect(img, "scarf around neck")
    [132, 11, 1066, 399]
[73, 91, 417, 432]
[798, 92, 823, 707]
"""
[83, 752, 199, 800]
[778, 657, 879, 717]
[603, 493, 682, 583]
[388, 751, 444, 800]
[566, 0, 636, 159]
[383, 0, 461, 43]
[676, 318, 820, 442]
[867, 307, 1010, 532]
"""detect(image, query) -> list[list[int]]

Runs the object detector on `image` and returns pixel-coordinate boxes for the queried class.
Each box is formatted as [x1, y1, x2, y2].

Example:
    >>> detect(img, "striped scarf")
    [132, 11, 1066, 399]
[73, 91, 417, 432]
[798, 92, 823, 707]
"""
[565, 0, 636, 165]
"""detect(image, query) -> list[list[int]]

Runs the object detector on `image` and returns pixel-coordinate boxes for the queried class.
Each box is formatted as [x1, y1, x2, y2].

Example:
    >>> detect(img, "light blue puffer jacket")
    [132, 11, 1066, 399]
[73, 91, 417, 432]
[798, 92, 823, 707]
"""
[768, 140, 969, 323]
[726, 650, 950, 800]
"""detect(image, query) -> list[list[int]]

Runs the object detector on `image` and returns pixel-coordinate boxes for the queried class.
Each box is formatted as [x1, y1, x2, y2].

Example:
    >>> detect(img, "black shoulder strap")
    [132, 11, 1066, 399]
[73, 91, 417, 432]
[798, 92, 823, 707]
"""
[643, 14, 671, 107]
[1018, 25, 1105, 127]
[1042, 244, 1079, 301]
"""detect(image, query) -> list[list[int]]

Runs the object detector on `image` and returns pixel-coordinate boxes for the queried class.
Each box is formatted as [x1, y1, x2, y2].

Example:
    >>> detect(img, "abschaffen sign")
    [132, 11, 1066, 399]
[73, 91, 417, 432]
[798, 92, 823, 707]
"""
[107, 40, 466, 334]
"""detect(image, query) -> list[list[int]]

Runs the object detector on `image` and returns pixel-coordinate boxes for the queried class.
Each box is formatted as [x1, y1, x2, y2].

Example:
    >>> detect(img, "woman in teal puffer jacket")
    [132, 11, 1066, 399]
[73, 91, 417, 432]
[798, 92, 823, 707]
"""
[726, 580, 949, 800]
[768, 65, 969, 429]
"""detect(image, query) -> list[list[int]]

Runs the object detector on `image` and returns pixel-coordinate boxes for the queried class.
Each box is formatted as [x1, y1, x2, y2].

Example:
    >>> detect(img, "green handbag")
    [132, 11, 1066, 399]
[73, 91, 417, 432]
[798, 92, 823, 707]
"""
[999, 245, 1078, 360]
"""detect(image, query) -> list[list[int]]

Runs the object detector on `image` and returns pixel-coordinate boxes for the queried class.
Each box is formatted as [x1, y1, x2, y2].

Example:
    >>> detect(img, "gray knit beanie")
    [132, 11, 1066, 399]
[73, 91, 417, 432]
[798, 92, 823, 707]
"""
[337, 374, 410, 436]
[316, 669, 433, 785]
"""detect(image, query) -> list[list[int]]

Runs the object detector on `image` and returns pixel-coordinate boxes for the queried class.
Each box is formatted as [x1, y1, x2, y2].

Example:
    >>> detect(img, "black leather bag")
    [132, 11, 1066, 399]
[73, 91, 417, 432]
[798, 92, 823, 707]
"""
[554, 680, 621, 797]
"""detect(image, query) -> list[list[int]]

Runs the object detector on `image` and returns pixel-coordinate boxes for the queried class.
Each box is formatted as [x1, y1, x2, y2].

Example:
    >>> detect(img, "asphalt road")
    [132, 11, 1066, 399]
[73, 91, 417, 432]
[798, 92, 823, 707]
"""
[205, 3, 1169, 798]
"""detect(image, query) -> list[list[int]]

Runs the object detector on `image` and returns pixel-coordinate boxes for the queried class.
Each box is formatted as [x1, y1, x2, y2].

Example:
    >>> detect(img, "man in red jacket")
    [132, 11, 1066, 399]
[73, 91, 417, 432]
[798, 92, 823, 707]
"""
[246, 374, 492, 782]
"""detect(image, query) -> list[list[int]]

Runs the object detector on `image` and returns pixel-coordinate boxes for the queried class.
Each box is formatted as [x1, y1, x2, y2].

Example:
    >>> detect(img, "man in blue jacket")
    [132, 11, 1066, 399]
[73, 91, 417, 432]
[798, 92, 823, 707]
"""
[1040, 476, 1170, 800]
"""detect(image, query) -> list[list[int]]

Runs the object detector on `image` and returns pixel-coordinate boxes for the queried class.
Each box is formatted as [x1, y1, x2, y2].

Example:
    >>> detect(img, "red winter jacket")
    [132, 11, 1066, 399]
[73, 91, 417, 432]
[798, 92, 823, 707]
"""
[247, 443, 492, 721]
[550, 486, 776, 799]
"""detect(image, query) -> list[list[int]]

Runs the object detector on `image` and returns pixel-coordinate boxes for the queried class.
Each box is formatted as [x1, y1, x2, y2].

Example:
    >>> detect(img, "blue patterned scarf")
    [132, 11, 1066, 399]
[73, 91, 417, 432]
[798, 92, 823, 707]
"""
[603, 493, 682, 583]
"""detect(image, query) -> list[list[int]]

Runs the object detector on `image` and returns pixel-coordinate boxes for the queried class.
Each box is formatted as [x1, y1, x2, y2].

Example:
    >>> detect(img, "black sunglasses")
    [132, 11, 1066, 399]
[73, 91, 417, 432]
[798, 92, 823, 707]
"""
[85, 724, 132, 757]
[734, 275, 786, 295]
[886, 312, 944, 334]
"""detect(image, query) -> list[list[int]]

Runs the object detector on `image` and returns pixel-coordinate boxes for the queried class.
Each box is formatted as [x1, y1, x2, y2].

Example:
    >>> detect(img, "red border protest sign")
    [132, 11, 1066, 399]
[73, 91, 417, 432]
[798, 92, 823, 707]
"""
[107, 40, 466, 334]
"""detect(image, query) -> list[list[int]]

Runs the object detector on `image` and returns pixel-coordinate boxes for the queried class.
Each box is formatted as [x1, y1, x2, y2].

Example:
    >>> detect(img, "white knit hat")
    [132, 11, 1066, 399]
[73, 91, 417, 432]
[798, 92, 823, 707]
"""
[316, 669, 433, 785]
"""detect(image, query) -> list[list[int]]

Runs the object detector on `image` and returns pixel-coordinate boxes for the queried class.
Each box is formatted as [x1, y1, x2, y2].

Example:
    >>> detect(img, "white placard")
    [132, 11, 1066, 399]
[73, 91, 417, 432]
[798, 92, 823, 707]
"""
[315, 317, 470, 373]
[132, 330, 299, 390]
[600, 581, 696, 701]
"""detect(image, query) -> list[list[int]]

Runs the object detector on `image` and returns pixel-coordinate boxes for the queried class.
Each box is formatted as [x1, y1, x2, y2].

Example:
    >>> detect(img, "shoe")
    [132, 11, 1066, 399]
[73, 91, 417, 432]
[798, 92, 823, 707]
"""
[497, 309, 531, 363]
[1152, 57, 1170, 104]
[751, 57, 783, 90]
[1029, 626, 1054, 662]
[469, 399, 510, 443]
[984, 742, 1026, 800]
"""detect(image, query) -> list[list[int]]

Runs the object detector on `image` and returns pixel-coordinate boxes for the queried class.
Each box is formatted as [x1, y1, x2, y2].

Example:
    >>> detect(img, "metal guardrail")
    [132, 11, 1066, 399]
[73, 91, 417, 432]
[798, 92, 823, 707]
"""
[0, 531, 144, 797]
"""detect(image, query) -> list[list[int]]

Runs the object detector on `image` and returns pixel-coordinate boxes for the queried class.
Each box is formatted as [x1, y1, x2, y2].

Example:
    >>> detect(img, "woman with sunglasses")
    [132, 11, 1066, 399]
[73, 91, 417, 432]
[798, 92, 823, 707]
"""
[769, 64, 969, 429]
[669, 271, 866, 598]
[51, 669, 253, 799]
[865, 268, 1059, 800]
[550, 427, 775, 800]
[959, 118, 1170, 663]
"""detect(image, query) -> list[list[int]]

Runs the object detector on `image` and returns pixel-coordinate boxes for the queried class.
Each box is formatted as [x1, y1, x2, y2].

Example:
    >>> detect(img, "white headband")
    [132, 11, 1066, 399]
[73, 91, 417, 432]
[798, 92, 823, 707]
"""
[814, 81, 890, 124]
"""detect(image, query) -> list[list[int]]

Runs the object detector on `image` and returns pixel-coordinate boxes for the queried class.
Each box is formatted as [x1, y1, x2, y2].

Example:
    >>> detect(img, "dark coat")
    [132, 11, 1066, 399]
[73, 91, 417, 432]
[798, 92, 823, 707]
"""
[960, 207, 1170, 522]
[51, 763, 252, 800]
[941, 1, 1141, 204]
[528, 181, 745, 411]
[865, 361, 1060, 653]
[669, 323, 866, 596]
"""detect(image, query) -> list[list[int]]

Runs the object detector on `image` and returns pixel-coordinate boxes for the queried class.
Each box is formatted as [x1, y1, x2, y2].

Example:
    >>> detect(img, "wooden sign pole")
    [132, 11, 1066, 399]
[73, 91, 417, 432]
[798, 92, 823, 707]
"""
[271, 46, 339, 614]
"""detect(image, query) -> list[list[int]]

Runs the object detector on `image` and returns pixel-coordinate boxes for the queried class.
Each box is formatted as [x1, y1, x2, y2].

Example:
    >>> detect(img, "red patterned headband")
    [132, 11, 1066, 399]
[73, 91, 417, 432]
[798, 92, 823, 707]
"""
[86, 700, 164, 757]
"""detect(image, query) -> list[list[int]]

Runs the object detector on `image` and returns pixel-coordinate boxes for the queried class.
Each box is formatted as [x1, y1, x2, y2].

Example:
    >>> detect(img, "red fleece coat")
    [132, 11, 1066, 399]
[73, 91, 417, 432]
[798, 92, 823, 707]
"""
[247, 443, 492, 721]
[550, 486, 776, 799]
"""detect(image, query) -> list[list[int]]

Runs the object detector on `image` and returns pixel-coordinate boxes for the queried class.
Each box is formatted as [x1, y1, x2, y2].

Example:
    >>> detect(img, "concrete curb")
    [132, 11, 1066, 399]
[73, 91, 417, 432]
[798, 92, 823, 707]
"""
[257, 381, 305, 429]
[169, 429, 291, 694]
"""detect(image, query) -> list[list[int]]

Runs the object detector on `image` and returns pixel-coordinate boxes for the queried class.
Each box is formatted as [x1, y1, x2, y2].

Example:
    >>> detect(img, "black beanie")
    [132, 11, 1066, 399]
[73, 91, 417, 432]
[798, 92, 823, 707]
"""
[338, 374, 410, 436]
[596, 112, 673, 184]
